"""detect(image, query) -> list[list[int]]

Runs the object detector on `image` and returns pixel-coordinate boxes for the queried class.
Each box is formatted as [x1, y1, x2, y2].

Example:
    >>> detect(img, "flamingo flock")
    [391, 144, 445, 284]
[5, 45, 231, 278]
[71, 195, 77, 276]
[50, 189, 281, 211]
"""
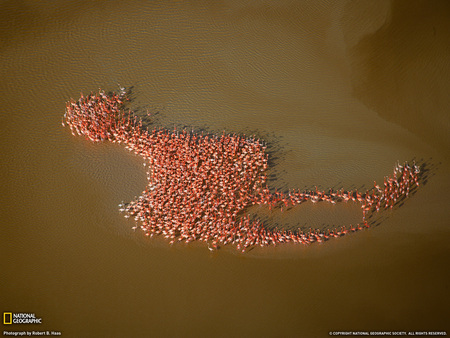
[63, 89, 420, 252]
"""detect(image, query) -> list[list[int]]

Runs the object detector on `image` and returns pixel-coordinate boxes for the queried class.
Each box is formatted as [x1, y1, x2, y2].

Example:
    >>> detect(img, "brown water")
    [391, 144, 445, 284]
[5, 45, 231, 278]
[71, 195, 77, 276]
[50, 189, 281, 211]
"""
[1, 1, 449, 336]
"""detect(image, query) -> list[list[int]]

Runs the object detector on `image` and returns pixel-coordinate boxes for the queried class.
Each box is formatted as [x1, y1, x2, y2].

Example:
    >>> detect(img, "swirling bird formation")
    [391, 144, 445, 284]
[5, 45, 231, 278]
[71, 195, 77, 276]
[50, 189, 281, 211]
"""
[63, 89, 420, 252]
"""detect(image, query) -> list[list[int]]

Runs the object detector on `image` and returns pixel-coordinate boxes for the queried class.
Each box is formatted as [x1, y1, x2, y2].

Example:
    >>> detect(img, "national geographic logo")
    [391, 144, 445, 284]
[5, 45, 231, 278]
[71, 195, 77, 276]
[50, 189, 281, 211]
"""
[3, 313, 42, 325]
[3, 313, 12, 325]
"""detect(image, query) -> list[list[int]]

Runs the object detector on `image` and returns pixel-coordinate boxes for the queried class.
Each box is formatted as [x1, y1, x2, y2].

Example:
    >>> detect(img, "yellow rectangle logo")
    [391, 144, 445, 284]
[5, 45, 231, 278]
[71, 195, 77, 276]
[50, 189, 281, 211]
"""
[3, 312, 12, 324]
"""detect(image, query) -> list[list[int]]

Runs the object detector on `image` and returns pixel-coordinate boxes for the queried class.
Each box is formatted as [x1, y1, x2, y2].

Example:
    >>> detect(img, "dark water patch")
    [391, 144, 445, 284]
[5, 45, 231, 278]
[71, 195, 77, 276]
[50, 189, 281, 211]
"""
[348, 0, 450, 155]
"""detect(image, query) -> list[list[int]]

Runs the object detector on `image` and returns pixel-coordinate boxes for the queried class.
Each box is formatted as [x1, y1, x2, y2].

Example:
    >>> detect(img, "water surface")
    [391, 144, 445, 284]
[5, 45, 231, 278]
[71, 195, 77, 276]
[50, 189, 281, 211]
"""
[1, 0, 449, 336]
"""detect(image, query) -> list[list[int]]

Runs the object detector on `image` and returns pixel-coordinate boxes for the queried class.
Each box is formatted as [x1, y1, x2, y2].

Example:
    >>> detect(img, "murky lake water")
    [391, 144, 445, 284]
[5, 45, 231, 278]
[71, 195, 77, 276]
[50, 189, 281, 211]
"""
[1, 1, 449, 336]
